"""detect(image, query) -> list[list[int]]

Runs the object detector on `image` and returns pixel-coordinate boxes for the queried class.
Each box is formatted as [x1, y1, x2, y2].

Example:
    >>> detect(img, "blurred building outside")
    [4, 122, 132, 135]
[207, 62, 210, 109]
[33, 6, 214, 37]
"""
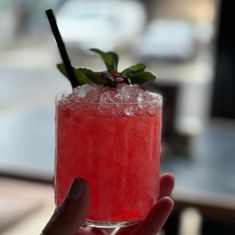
[0, 0, 220, 200]
[0, 0, 218, 134]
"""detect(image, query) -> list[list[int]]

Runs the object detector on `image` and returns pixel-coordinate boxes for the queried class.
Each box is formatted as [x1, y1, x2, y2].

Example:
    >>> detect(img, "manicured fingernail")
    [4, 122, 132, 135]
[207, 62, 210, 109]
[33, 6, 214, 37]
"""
[68, 178, 85, 199]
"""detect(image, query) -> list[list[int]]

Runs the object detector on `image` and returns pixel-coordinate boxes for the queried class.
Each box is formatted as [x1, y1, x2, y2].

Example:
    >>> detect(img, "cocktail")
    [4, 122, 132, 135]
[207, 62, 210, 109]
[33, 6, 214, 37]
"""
[55, 83, 162, 227]
[46, 9, 163, 229]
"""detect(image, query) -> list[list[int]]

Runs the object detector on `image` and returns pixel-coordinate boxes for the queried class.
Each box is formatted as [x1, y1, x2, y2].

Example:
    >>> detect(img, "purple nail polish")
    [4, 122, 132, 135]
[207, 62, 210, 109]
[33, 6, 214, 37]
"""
[68, 178, 85, 199]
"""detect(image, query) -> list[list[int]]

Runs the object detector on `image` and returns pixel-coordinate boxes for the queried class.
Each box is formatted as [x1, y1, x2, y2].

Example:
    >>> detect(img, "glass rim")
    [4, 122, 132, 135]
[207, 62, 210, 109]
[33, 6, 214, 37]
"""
[56, 91, 163, 105]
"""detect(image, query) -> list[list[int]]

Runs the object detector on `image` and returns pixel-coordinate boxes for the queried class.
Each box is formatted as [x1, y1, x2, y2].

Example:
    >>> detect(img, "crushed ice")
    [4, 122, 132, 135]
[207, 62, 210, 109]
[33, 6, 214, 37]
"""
[59, 84, 162, 116]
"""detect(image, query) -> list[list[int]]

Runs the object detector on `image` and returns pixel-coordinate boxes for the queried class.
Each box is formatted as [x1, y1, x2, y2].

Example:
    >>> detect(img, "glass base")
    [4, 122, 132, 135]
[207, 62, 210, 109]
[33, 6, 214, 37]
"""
[84, 219, 140, 228]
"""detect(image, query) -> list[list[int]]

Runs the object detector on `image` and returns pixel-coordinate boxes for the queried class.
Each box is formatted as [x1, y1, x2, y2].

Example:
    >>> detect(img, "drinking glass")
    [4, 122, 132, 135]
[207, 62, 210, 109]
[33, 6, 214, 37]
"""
[55, 92, 163, 228]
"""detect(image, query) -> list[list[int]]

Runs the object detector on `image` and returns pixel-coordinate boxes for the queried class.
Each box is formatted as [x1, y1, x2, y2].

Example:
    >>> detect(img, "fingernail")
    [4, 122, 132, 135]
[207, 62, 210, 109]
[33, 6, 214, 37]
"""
[68, 178, 85, 199]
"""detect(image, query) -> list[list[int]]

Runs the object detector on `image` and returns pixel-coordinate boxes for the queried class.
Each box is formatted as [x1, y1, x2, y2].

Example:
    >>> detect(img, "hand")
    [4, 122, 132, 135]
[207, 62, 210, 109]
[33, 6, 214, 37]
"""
[41, 174, 174, 235]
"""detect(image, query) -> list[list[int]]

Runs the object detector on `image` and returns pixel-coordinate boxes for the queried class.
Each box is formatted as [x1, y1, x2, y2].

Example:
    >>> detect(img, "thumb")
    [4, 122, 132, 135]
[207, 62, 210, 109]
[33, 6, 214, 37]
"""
[42, 178, 90, 235]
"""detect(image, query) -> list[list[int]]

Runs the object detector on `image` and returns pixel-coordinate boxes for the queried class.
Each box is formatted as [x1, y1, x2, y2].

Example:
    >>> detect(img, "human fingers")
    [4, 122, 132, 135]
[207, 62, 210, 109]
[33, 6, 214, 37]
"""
[41, 178, 89, 235]
[132, 197, 174, 235]
[117, 174, 175, 235]
[159, 173, 175, 198]
[116, 197, 174, 235]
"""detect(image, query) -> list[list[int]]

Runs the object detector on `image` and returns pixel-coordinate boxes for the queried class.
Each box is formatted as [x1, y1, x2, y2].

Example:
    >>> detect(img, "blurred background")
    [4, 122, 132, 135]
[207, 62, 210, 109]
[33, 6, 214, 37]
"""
[0, 0, 234, 234]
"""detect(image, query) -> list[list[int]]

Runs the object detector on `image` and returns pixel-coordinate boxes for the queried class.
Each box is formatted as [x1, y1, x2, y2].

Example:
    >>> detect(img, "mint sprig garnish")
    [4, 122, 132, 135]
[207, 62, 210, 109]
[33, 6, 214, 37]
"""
[121, 64, 146, 74]
[126, 71, 156, 84]
[90, 48, 119, 73]
[57, 63, 92, 85]
[121, 64, 156, 84]
[57, 63, 108, 86]
[56, 48, 156, 88]
[79, 68, 108, 85]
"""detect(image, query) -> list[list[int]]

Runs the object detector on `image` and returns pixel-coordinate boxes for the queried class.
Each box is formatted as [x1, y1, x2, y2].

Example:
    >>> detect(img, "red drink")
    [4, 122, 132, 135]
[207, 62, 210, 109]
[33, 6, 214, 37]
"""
[55, 84, 162, 227]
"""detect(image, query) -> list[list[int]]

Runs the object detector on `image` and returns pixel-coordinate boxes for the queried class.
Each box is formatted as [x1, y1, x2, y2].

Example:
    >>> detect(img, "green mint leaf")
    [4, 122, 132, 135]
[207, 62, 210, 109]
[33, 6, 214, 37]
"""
[57, 63, 92, 85]
[79, 68, 108, 85]
[56, 49, 157, 88]
[57, 63, 77, 86]
[121, 64, 145, 75]
[73, 69, 93, 85]
[128, 71, 156, 85]
[108, 52, 119, 69]
[90, 48, 119, 73]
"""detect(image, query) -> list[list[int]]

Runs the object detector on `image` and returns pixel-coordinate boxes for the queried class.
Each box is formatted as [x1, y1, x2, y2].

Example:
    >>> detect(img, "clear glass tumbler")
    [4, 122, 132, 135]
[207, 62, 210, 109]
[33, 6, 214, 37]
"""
[55, 92, 163, 228]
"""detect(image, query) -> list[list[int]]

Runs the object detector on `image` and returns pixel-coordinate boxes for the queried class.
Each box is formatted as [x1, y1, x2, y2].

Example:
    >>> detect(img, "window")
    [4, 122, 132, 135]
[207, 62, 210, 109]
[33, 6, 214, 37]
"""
[0, 0, 219, 180]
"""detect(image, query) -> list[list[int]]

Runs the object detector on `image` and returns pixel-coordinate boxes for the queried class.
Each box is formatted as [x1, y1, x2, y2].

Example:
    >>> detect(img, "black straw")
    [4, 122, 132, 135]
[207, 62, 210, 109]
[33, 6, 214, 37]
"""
[45, 9, 77, 89]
